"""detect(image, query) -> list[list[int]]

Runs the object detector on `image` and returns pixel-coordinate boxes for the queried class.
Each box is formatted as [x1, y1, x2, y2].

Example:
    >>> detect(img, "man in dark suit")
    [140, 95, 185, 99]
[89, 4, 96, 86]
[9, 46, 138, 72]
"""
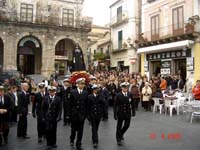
[17, 82, 30, 139]
[0, 86, 12, 146]
[32, 82, 47, 143]
[114, 82, 135, 146]
[100, 81, 109, 121]
[88, 84, 105, 148]
[58, 78, 71, 126]
[69, 78, 88, 150]
[9, 85, 19, 122]
[43, 86, 61, 150]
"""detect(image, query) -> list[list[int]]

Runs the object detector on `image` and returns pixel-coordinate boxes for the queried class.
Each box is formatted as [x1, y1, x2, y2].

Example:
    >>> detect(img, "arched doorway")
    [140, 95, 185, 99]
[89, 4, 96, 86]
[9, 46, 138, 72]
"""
[55, 38, 76, 75]
[17, 36, 42, 75]
[0, 38, 3, 75]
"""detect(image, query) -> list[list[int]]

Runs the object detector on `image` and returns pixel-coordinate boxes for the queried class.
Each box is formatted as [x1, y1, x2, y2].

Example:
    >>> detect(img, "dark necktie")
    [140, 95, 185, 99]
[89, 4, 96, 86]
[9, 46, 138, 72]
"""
[80, 90, 82, 95]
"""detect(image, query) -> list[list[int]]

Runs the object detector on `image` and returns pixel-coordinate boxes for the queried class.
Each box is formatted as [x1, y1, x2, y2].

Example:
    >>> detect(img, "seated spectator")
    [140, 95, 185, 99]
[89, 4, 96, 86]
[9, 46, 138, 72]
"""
[192, 80, 200, 100]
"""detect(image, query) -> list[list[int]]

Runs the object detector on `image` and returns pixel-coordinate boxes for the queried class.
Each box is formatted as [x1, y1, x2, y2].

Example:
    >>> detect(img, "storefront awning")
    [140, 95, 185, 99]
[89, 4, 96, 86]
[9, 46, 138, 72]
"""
[137, 40, 194, 54]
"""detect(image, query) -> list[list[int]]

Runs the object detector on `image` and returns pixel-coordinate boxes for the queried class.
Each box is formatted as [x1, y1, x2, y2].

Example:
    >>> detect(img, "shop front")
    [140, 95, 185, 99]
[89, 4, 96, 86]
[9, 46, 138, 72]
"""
[139, 40, 195, 80]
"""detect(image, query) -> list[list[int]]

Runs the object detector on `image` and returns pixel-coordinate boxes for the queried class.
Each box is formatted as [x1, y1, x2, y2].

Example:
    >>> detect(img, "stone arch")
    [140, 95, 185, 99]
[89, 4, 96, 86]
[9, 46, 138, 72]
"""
[17, 36, 42, 75]
[54, 38, 77, 75]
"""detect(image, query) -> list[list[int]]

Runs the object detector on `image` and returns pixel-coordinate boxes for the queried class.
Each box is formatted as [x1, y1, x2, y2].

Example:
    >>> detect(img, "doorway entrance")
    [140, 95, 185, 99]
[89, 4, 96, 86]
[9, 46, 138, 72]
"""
[17, 36, 42, 75]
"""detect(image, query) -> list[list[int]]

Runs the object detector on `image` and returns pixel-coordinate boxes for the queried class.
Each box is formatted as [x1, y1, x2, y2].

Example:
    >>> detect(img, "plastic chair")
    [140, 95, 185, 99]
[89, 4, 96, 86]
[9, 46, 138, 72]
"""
[190, 106, 200, 123]
[164, 99, 177, 117]
[152, 98, 163, 114]
[175, 97, 186, 115]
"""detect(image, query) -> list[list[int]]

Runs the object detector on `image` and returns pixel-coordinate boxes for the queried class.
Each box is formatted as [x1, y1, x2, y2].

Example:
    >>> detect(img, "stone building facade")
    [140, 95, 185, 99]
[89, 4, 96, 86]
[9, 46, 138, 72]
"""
[110, 0, 141, 73]
[0, 0, 92, 77]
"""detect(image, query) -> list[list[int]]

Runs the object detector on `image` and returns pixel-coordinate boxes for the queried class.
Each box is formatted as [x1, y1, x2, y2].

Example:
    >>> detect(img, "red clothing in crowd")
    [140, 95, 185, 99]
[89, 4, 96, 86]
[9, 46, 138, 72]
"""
[192, 85, 200, 100]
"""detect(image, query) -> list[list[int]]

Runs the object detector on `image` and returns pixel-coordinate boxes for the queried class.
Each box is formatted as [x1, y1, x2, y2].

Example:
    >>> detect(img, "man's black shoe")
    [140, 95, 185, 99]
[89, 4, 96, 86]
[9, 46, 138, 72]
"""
[22, 136, 30, 139]
[117, 141, 123, 146]
[121, 136, 124, 141]
[46, 146, 52, 150]
[76, 146, 84, 150]
[38, 138, 42, 143]
[70, 142, 74, 146]
[93, 143, 98, 148]
[52, 144, 57, 148]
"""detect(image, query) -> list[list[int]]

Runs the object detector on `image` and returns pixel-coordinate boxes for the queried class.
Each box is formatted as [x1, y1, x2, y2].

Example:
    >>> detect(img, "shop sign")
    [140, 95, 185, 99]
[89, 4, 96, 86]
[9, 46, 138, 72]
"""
[147, 50, 189, 61]
[161, 68, 171, 75]
[161, 60, 171, 75]
[187, 57, 194, 71]
[161, 61, 171, 68]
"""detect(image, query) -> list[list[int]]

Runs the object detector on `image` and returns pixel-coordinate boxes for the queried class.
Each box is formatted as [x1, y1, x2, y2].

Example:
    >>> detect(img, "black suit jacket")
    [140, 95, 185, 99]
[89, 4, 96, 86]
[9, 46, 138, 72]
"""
[88, 94, 104, 119]
[43, 95, 61, 122]
[18, 91, 30, 116]
[32, 92, 48, 117]
[100, 87, 109, 101]
[58, 86, 71, 102]
[0, 95, 12, 123]
[114, 92, 135, 119]
[69, 89, 88, 122]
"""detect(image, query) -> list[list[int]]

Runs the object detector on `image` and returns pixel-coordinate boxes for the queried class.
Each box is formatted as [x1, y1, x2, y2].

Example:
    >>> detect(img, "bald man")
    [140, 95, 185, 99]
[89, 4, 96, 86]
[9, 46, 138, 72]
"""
[17, 82, 30, 139]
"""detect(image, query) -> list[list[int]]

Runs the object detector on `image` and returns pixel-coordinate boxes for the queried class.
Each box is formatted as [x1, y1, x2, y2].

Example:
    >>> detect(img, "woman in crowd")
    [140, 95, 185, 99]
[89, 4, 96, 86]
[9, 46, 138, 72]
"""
[142, 82, 152, 111]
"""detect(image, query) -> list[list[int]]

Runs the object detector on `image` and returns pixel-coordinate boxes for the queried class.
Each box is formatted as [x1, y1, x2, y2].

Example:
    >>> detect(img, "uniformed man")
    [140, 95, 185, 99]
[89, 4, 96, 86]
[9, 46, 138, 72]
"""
[43, 86, 61, 150]
[114, 82, 135, 146]
[32, 82, 47, 143]
[58, 78, 71, 126]
[0, 86, 12, 146]
[69, 78, 88, 150]
[87, 76, 97, 95]
[88, 84, 104, 148]
[107, 78, 117, 106]
[17, 82, 30, 139]
[100, 81, 109, 121]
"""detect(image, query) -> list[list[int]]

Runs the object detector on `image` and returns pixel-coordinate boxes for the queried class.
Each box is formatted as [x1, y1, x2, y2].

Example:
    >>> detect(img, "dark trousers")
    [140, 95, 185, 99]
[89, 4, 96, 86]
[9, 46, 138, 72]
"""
[12, 107, 18, 122]
[0, 123, 9, 145]
[142, 101, 150, 111]
[134, 98, 140, 110]
[116, 117, 131, 142]
[37, 115, 46, 138]
[46, 121, 57, 146]
[103, 100, 108, 119]
[17, 115, 27, 137]
[63, 101, 70, 124]
[91, 118, 101, 144]
[70, 120, 85, 147]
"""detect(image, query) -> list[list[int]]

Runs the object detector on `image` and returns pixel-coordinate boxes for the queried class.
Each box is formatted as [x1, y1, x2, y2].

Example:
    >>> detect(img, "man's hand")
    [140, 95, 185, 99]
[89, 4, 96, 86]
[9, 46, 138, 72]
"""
[32, 113, 36, 118]
[114, 115, 118, 120]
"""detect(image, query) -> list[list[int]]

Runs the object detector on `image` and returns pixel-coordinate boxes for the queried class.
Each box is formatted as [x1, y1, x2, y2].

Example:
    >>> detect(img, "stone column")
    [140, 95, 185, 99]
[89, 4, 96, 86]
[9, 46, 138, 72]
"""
[3, 33, 18, 71]
[41, 37, 55, 78]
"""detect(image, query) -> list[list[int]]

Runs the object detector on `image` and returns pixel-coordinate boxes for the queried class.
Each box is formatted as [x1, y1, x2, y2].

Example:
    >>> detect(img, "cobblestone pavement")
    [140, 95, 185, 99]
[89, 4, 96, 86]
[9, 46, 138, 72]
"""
[2, 106, 200, 150]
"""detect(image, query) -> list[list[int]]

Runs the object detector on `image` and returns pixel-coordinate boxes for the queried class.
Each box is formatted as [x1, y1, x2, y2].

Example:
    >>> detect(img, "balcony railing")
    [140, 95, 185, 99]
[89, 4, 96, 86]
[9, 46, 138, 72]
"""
[141, 22, 195, 42]
[110, 11, 128, 27]
[0, 12, 92, 31]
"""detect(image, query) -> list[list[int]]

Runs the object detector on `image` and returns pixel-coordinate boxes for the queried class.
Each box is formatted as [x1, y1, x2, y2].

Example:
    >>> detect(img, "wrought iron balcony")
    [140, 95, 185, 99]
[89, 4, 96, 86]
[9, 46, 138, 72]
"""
[110, 11, 128, 27]
[137, 22, 196, 45]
